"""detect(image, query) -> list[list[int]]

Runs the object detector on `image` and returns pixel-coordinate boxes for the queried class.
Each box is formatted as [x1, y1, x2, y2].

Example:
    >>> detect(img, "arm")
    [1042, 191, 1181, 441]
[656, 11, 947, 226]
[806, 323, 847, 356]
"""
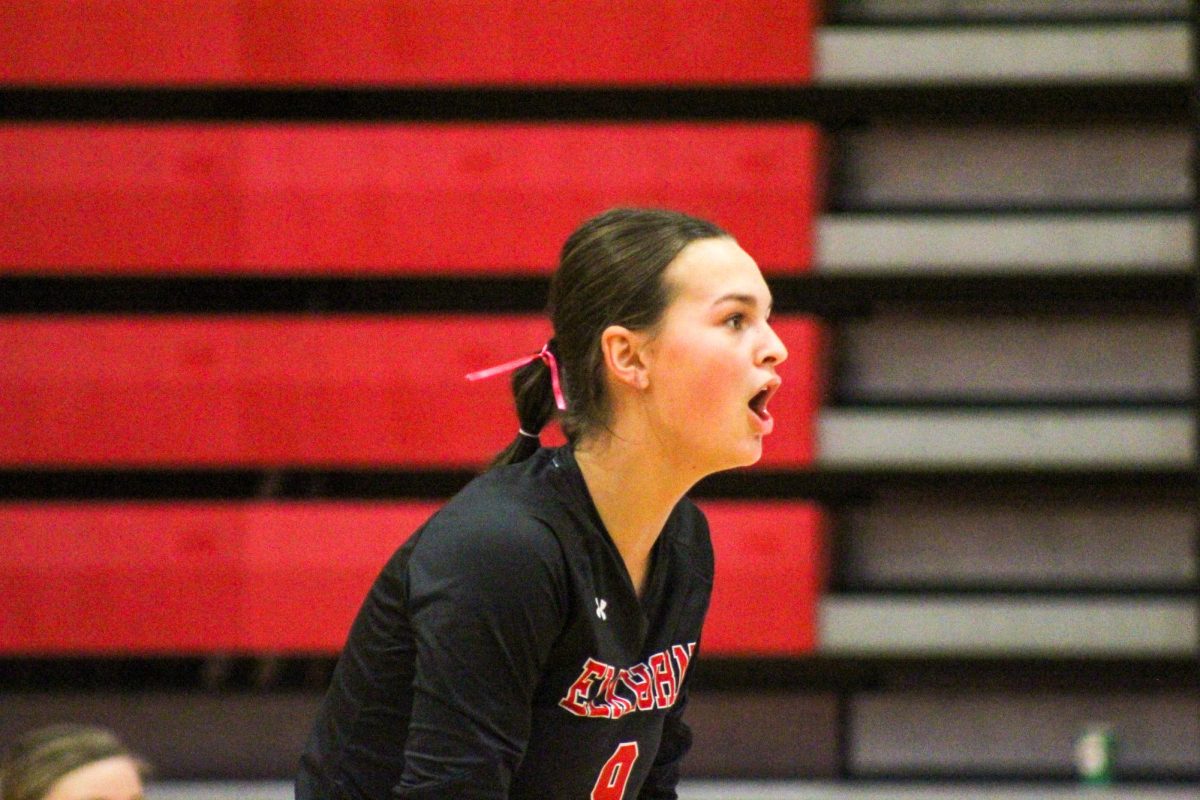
[638, 504, 712, 799]
[635, 682, 694, 800]
[395, 512, 566, 799]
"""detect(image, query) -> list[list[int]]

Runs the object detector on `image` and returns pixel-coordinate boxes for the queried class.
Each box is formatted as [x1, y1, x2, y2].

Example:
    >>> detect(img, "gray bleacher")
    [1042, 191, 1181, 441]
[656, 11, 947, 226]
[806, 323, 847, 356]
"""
[818, 215, 1190, 272]
[817, 22, 1188, 83]
[785, 0, 1198, 785]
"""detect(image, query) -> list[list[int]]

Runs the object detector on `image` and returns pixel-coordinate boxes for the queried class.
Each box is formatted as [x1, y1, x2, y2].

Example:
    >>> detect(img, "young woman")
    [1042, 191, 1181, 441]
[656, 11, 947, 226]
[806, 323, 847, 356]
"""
[1, 724, 148, 800]
[297, 207, 787, 799]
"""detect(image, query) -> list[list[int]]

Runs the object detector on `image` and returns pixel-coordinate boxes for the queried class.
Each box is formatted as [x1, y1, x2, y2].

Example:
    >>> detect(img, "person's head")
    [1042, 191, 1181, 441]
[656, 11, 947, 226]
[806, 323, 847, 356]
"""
[0, 725, 148, 800]
[493, 207, 787, 473]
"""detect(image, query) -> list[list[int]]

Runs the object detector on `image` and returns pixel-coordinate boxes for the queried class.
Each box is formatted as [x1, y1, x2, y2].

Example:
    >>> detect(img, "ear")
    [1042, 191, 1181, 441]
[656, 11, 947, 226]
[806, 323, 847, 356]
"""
[599, 325, 650, 390]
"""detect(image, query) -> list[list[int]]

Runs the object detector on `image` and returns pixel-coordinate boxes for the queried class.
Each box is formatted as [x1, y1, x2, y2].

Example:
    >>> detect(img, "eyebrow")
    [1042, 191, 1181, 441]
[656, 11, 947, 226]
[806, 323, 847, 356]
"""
[712, 293, 773, 314]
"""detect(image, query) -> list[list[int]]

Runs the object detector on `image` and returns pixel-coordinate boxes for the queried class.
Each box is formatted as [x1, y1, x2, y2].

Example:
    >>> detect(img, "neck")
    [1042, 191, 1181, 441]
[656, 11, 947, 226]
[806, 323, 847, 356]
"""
[573, 432, 698, 597]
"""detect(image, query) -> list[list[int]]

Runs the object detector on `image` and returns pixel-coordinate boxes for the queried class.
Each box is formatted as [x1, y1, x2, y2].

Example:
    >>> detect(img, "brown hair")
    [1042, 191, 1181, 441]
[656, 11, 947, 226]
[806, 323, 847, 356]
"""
[491, 207, 729, 467]
[0, 724, 149, 800]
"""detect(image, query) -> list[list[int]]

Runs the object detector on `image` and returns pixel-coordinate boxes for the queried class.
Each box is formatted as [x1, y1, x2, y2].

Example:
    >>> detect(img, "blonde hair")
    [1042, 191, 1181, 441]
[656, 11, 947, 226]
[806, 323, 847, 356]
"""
[0, 724, 149, 800]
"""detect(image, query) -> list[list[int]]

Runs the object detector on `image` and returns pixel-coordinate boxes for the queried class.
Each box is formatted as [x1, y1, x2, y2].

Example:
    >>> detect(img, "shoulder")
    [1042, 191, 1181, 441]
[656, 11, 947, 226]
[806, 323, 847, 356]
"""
[406, 459, 571, 594]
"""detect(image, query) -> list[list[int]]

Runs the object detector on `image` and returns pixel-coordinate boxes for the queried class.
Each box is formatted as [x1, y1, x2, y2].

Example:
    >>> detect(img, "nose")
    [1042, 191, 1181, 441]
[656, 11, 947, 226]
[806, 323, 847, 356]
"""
[758, 321, 788, 367]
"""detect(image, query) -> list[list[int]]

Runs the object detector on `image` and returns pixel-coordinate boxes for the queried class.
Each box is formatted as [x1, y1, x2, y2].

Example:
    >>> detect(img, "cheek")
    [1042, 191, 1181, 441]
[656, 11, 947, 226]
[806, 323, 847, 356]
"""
[657, 337, 742, 410]
[691, 365, 738, 402]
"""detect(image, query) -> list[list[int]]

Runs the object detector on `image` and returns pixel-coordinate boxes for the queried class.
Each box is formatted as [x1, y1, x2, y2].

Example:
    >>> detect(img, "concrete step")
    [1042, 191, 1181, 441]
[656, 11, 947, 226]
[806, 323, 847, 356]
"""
[819, 595, 1199, 657]
[817, 408, 1194, 469]
[816, 213, 1191, 272]
[817, 22, 1188, 83]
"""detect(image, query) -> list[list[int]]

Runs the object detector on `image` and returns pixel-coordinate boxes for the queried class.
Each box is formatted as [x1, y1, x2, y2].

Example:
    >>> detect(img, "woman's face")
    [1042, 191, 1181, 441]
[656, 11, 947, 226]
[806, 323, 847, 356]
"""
[639, 236, 787, 475]
[42, 756, 143, 800]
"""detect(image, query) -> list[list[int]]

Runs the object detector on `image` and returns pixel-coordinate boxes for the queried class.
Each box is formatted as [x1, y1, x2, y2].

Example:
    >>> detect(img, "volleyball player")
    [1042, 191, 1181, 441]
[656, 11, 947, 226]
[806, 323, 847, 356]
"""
[297, 207, 787, 799]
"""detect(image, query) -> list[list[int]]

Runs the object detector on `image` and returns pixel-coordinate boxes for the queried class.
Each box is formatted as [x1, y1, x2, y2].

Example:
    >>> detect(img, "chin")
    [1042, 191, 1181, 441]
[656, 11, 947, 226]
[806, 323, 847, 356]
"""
[739, 443, 764, 467]
[712, 439, 764, 473]
[683, 429, 764, 477]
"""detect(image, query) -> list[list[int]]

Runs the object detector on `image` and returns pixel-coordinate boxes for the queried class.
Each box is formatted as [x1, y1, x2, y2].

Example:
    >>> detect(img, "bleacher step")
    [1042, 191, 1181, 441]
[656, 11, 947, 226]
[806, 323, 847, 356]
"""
[817, 22, 1188, 83]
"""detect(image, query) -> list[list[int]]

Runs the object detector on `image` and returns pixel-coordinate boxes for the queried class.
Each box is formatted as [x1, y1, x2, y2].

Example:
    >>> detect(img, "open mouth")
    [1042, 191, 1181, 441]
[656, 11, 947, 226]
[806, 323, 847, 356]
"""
[748, 380, 779, 421]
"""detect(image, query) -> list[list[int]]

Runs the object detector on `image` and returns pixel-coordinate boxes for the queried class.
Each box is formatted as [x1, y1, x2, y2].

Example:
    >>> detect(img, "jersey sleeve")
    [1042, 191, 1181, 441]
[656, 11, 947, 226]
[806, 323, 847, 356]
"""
[638, 500, 713, 800]
[394, 502, 568, 799]
[635, 685, 694, 800]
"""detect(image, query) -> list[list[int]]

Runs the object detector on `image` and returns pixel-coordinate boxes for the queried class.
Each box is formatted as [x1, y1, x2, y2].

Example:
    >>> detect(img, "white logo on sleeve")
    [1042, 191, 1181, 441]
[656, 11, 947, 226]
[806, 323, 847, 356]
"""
[595, 598, 608, 620]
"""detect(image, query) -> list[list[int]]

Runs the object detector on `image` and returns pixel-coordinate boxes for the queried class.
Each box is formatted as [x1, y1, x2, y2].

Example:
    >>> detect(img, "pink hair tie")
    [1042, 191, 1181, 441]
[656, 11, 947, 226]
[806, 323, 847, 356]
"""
[465, 342, 567, 411]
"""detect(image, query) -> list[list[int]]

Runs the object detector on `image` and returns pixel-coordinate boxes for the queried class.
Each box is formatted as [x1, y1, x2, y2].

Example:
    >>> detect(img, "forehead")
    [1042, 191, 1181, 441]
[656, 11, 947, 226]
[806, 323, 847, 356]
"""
[663, 237, 769, 306]
[43, 756, 143, 800]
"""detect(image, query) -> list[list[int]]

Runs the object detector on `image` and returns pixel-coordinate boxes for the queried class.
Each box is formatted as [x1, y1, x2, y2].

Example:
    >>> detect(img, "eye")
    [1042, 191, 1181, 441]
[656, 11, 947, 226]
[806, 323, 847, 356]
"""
[724, 313, 746, 331]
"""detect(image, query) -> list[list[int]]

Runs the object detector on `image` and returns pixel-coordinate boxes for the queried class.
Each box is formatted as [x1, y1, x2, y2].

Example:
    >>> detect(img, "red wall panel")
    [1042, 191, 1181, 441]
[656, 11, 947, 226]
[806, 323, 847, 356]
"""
[0, 502, 437, 654]
[0, 124, 823, 273]
[759, 318, 825, 470]
[0, 2, 816, 85]
[0, 315, 821, 468]
[700, 501, 826, 656]
[0, 500, 824, 655]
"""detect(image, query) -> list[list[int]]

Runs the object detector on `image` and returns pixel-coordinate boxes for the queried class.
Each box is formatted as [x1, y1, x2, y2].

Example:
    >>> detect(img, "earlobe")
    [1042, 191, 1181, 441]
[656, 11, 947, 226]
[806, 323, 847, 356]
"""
[600, 325, 649, 390]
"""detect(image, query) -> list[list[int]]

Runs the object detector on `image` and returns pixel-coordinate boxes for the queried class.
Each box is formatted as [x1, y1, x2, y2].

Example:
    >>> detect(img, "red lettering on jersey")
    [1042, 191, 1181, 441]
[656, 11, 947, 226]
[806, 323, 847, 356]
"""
[601, 668, 635, 719]
[621, 663, 656, 711]
[558, 643, 696, 719]
[648, 651, 676, 709]
[559, 658, 609, 717]
[587, 662, 618, 718]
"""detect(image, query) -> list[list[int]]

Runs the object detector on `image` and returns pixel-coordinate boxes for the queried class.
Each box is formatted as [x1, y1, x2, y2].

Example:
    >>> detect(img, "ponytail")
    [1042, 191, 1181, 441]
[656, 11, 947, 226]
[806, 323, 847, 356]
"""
[487, 341, 562, 469]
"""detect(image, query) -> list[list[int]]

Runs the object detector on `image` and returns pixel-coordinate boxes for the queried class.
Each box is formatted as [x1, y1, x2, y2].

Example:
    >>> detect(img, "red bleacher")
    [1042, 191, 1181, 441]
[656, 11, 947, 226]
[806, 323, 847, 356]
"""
[0, 500, 823, 655]
[0, 315, 823, 468]
[701, 501, 827, 656]
[0, 1, 815, 85]
[1, 2, 827, 663]
[0, 502, 438, 654]
[0, 124, 822, 273]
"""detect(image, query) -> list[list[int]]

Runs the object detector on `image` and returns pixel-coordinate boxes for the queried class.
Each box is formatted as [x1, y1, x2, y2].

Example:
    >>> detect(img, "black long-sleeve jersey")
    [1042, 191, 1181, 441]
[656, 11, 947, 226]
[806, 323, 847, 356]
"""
[296, 445, 713, 800]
